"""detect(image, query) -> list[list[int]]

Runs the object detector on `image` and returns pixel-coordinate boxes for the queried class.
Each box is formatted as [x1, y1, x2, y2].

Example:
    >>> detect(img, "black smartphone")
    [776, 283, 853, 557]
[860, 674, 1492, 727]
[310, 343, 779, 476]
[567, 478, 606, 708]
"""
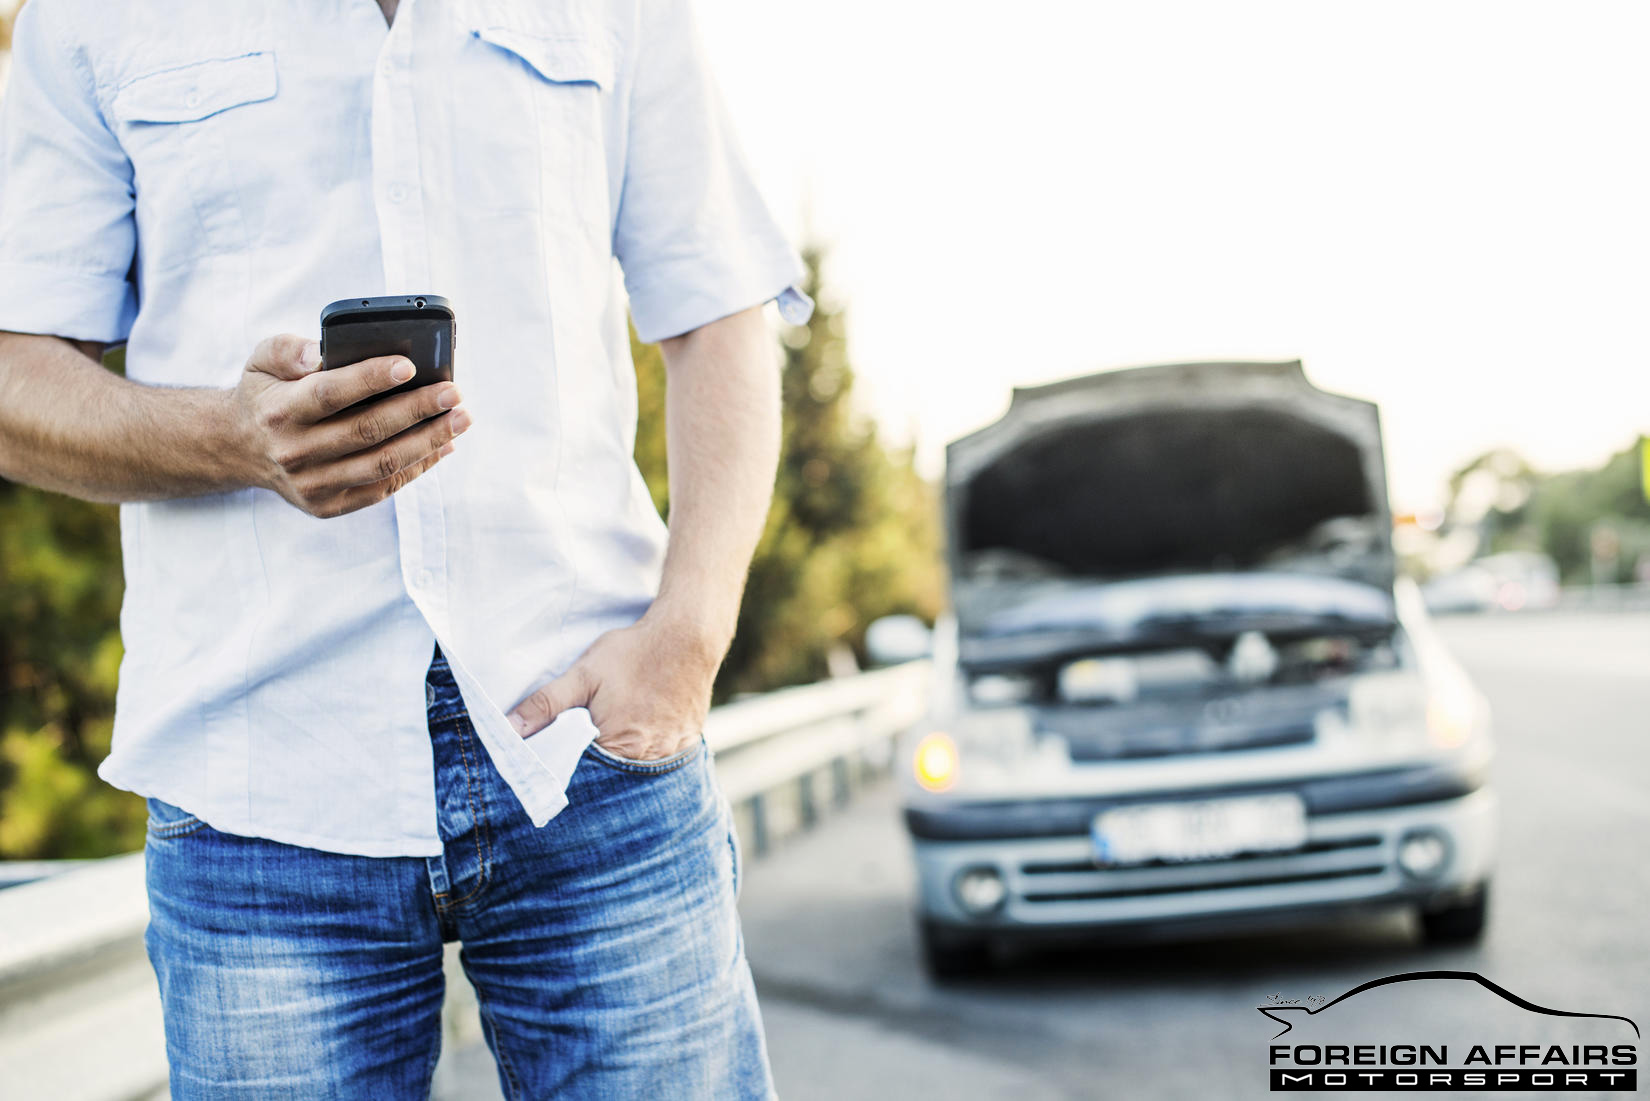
[319, 295, 455, 405]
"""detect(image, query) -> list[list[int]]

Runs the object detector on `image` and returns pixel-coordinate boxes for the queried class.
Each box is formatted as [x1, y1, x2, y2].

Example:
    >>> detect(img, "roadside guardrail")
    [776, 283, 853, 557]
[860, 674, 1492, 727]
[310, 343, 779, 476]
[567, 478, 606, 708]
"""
[1554, 581, 1650, 612]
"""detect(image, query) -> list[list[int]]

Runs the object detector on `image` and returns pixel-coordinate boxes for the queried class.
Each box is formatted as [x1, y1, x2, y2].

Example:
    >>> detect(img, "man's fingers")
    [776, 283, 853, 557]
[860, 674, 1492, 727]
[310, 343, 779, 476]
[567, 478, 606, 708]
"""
[508, 666, 594, 737]
[248, 334, 321, 382]
[326, 408, 470, 489]
[300, 381, 463, 463]
[315, 441, 453, 518]
[291, 354, 418, 423]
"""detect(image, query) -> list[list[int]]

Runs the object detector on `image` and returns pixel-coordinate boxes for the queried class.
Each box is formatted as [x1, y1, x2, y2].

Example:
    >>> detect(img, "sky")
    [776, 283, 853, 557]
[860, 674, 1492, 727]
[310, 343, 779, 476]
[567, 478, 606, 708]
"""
[694, 0, 1650, 509]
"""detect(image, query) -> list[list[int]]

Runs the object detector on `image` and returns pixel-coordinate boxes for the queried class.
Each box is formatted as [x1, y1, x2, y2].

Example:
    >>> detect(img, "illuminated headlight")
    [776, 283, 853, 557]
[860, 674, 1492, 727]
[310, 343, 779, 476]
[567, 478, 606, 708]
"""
[914, 732, 959, 792]
[1397, 829, 1450, 879]
[952, 865, 1007, 915]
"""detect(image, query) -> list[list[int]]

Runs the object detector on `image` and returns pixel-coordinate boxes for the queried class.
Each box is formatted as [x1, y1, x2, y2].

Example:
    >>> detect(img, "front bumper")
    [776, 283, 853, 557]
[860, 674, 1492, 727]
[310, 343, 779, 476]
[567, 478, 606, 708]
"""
[911, 788, 1497, 934]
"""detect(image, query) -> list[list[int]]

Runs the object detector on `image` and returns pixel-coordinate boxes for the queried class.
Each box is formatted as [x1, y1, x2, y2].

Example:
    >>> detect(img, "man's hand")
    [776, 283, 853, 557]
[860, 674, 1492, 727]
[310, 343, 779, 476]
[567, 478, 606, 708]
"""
[507, 612, 721, 760]
[232, 334, 471, 518]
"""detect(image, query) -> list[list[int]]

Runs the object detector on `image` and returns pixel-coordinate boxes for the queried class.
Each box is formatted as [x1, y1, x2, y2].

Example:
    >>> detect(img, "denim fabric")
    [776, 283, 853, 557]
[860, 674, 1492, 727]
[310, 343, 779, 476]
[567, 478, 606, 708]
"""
[142, 646, 773, 1100]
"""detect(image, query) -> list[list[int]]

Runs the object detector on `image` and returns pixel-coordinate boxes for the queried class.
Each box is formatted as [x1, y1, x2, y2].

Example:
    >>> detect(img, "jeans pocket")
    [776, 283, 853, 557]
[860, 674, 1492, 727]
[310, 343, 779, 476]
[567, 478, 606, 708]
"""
[145, 796, 208, 839]
[586, 734, 706, 775]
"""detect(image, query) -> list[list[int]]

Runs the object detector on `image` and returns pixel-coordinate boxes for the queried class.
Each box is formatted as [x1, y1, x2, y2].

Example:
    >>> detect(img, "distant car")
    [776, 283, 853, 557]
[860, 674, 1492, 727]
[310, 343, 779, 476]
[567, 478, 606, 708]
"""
[1423, 553, 1560, 615]
[1474, 552, 1561, 612]
[1420, 566, 1499, 616]
[877, 362, 1497, 978]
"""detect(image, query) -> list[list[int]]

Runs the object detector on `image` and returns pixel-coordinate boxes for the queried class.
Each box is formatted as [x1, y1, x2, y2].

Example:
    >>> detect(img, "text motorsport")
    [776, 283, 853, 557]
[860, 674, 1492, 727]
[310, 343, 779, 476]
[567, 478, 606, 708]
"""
[1261, 972, 1640, 1093]
[1268, 1044, 1637, 1092]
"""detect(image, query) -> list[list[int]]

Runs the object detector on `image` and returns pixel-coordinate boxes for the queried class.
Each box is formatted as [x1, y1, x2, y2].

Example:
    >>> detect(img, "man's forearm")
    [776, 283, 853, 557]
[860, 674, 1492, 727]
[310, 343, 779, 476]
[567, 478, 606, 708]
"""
[649, 306, 781, 660]
[0, 331, 255, 501]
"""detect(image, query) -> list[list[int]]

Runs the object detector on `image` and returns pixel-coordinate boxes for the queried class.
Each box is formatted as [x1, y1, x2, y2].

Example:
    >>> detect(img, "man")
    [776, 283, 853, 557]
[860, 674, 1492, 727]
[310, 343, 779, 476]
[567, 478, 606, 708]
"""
[0, 0, 809, 1095]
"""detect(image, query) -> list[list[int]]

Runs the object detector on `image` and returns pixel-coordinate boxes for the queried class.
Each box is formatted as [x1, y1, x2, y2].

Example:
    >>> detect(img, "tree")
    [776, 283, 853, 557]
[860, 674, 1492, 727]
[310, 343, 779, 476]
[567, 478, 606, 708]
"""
[0, 480, 142, 857]
[1444, 441, 1650, 584]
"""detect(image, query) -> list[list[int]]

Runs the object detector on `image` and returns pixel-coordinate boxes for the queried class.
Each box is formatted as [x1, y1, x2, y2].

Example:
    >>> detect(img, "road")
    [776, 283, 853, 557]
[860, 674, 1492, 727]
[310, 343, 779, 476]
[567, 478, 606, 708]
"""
[741, 613, 1649, 1100]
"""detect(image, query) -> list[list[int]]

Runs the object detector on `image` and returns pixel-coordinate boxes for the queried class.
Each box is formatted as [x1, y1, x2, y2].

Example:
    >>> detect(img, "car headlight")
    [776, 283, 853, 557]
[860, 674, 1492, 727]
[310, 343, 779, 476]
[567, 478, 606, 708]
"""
[1345, 673, 1480, 751]
[1425, 683, 1480, 749]
[912, 705, 1040, 792]
[913, 731, 960, 792]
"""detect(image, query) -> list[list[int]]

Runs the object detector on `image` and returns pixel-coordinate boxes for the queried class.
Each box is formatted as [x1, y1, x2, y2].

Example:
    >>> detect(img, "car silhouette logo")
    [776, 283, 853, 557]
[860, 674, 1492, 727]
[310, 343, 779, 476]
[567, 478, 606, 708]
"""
[1259, 971, 1640, 1040]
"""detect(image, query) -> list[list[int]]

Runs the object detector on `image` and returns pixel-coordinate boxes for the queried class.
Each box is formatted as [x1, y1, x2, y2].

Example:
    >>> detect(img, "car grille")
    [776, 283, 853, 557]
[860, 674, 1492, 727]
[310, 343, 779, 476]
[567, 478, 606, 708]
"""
[1014, 834, 1386, 904]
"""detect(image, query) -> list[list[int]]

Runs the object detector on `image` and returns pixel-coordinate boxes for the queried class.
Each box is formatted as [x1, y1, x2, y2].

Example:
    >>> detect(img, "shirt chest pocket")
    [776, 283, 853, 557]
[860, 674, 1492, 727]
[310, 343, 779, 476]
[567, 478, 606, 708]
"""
[450, 6, 615, 246]
[109, 52, 278, 272]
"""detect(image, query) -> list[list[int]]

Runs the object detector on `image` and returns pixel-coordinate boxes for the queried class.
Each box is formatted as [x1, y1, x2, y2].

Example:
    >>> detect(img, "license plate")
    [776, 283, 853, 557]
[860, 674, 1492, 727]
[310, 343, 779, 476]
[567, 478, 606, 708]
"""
[1092, 793, 1307, 866]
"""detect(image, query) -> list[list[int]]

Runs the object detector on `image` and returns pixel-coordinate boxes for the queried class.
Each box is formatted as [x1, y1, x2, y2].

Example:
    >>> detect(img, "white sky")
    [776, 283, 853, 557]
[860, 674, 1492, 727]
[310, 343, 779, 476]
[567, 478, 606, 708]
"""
[696, 0, 1650, 509]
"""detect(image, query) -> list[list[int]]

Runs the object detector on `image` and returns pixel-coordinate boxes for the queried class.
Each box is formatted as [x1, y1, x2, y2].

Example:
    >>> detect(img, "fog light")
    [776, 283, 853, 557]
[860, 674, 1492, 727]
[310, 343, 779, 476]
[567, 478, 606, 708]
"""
[952, 865, 1007, 915]
[1397, 829, 1450, 880]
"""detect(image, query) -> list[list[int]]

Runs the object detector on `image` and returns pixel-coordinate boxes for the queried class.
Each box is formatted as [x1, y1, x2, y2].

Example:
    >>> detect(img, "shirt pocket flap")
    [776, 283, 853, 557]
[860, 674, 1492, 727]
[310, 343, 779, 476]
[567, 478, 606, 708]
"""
[112, 52, 278, 124]
[469, 25, 613, 89]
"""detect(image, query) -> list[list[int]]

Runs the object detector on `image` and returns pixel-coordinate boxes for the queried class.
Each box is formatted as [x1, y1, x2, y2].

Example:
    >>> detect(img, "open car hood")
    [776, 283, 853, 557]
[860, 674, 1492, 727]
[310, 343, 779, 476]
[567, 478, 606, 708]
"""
[946, 360, 1397, 638]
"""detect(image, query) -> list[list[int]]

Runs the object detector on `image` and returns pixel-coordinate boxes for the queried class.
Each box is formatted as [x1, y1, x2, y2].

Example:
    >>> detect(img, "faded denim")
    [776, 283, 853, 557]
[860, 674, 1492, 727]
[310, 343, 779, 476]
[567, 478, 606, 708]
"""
[142, 647, 772, 1099]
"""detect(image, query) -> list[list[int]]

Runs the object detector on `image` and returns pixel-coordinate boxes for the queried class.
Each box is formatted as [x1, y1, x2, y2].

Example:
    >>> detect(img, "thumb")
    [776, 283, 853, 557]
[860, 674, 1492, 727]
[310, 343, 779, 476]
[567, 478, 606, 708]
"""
[507, 665, 593, 737]
[249, 334, 322, 382]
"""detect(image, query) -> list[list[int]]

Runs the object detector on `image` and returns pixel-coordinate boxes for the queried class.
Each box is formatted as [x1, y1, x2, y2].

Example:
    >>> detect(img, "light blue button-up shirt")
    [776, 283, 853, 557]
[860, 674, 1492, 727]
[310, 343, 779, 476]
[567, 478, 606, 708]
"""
[0, 0, 811, 856]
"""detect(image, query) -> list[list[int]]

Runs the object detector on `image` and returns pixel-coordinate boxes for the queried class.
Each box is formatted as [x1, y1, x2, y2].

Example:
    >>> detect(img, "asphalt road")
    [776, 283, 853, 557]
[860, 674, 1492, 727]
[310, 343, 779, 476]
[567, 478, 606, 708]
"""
[741, 612, 1649, 1100]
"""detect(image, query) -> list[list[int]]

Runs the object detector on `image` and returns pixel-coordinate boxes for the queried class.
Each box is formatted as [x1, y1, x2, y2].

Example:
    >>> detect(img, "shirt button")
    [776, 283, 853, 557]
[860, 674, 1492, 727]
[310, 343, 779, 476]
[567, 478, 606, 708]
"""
[387, 183, 410, 203]
[417, 569, 436, 589]
[184, 90, 202, 109]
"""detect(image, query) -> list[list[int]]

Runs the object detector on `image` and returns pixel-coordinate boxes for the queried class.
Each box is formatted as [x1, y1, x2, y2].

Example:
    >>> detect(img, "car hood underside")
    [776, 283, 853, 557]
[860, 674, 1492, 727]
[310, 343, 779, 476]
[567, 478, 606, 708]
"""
[946, 361, 1397, 640]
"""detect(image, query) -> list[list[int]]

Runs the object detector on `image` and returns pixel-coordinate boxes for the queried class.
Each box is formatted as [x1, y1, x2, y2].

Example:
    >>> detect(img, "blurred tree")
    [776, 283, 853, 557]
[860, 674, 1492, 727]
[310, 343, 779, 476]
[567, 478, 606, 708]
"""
[0, 481, 143, 858]
[1445, 441, 1650, 584]
[633, 244, 943, 700]
[1523, 443, 1650, 584]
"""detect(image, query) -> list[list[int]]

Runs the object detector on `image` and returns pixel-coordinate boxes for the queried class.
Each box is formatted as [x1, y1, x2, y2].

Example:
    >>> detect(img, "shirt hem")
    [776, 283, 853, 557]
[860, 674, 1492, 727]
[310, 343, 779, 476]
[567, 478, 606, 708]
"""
[99, 760, 446, 859]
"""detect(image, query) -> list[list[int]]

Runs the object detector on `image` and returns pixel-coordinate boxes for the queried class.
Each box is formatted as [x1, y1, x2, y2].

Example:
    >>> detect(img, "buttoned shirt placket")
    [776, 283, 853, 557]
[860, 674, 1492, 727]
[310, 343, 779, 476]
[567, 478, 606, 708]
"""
[367, 1, 572, 830]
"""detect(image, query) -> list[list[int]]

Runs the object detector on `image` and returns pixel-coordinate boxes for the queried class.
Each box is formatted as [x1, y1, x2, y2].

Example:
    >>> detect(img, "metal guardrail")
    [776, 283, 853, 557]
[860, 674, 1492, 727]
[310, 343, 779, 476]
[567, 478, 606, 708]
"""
[1426, 583, 1650, 617]
[1553, 581, 1650, 611]
[0, 660, 930, 1101]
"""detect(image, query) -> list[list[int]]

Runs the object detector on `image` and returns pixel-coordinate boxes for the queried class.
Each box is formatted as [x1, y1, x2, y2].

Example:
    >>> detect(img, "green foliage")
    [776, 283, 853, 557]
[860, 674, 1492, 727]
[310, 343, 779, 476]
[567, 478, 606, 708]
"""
[0, 481, 145, 857]
[1447, 439, 1650, 584]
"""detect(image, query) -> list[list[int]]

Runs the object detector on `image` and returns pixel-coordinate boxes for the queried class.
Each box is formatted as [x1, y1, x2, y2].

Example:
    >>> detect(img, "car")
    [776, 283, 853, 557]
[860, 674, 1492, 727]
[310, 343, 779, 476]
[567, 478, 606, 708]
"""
[1420, 564, 1499, 616]
[875, 361, 1497, 978]
[1474, 551, 1561, 612]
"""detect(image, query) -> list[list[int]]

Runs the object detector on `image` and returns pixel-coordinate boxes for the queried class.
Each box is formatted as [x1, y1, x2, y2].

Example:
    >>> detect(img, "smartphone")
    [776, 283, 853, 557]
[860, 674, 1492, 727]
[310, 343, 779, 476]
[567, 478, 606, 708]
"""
[319, 295, 455, 406]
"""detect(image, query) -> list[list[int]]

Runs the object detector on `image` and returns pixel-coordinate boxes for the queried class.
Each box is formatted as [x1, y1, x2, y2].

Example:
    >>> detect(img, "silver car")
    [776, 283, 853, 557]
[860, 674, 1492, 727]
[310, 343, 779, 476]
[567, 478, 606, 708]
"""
[882, 361, 1496, 978]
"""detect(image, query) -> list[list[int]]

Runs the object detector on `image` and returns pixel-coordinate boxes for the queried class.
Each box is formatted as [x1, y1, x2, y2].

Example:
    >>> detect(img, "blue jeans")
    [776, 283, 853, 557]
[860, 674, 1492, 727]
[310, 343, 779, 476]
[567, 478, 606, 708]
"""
[142, 646, 773, 1100]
